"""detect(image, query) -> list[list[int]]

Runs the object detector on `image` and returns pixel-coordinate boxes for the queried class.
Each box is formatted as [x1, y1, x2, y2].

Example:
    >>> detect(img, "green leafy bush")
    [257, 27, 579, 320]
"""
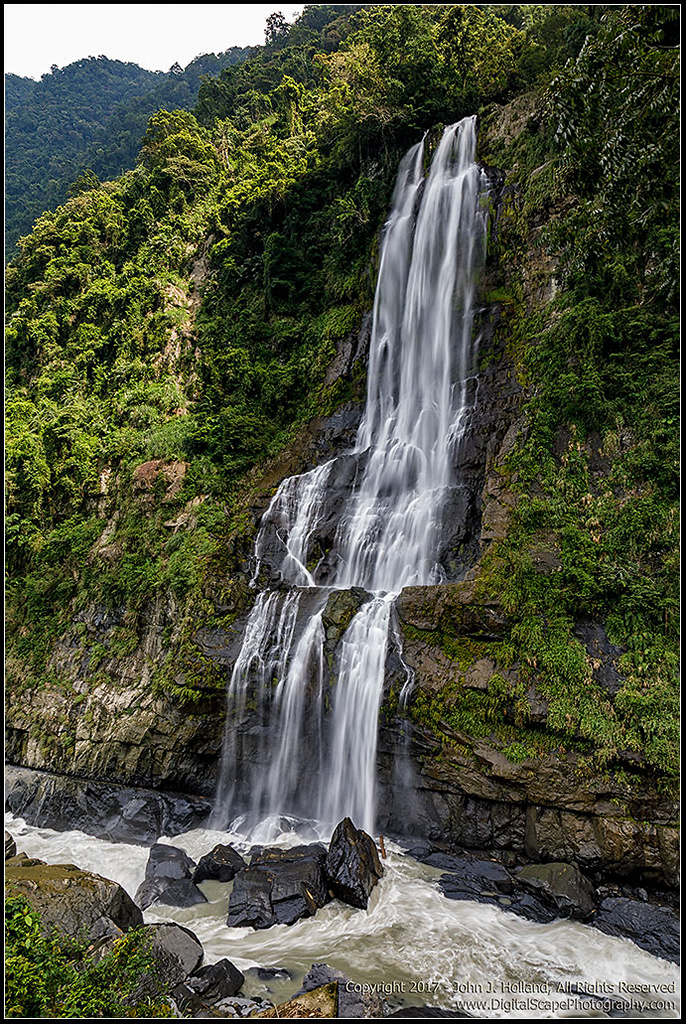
[4, 895, 171, 1018]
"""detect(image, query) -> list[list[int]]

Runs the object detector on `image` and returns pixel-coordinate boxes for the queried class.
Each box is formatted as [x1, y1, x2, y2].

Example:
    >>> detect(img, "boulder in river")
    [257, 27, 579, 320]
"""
[121, 922, 204, 1004]
[173, 957, 245, 1011]
[193, 842, 246, 883]
[325, 817, 383, 909]
[228, 844, 331, 929]
[135, 842, 207, 910]
[432, 852, 515, 910]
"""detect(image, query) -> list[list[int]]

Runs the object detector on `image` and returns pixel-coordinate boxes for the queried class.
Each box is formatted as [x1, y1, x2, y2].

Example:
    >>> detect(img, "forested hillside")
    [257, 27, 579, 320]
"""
[5, 72, 37, 111]
[5, 3, 680, 811]
[4, 49, 250, 259]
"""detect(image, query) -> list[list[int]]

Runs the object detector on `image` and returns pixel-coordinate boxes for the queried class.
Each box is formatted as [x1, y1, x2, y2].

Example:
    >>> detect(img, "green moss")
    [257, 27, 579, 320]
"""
[408, 675, 589, 764]
[401, 624, 494, 671]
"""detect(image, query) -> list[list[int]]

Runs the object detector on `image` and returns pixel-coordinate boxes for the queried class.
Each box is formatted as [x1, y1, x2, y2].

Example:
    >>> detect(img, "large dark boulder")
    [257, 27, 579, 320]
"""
[271, 858, 330, 924]
[592, 897, 680, 964]
[5, 862, 142, 941]
[228, 866, 276, 929]
[325, 818, 383, 909]
[228, 845, 330, 929]
[435, 855, 555, 919]
[438, 858, 515, 912]
[193, 843, 246, 883]
[429, 853, 513, 897]
[135, 843, 207, 910]
[136, 877, 209, 910]
[515, 862, 596, 921]
[174, 958, 245, 1011]
[434, 854, 598, 924]
[146, 842, 196, 880]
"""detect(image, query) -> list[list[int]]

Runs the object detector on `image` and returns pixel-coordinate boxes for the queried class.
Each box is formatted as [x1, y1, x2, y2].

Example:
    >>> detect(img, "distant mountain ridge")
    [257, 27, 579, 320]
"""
[5, 50, 251, 259]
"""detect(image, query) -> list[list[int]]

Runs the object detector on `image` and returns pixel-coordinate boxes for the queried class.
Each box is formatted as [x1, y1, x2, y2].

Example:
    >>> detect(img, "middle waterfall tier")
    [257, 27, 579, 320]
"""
[213, 117, 488, 837]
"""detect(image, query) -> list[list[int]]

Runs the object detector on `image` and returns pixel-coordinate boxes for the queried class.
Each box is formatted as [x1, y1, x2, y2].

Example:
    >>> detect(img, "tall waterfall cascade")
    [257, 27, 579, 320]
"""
[213, 116, 489, 837]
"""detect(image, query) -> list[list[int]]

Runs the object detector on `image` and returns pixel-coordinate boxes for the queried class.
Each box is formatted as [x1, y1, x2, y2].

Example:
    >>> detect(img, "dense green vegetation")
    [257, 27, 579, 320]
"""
[4, 896, 170, 1017]
[4, 6, 679, 781]
[5, 49, 250, 259]
[473, 4, 679, 775]
[5, 72, 37, 111]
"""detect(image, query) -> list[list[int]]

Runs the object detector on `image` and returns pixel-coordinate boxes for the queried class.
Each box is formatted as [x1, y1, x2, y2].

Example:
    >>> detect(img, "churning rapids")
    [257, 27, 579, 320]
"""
[5, 121, 680, 1018]
[213, 117, 488, 835]
[5, 815, 680, 1019]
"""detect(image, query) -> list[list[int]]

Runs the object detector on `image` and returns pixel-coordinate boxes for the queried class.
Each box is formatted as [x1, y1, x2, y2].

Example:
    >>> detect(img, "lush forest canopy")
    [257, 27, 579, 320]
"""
[4, 6, 679, 776]
[5, 49, 251, 259]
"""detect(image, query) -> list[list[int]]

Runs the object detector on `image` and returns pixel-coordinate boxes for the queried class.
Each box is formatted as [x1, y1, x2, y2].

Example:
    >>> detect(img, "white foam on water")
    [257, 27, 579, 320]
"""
[6, 813, 679, 1018]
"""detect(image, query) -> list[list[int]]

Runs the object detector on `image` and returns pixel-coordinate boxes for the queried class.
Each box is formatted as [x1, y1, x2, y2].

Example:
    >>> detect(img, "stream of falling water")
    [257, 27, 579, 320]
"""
[213, 117, 489, 835]
[6, 813, 680, 1019]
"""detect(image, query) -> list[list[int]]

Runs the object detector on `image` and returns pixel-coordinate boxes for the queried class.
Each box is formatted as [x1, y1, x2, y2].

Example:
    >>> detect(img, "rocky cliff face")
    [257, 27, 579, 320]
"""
[5, 96, 678, 888]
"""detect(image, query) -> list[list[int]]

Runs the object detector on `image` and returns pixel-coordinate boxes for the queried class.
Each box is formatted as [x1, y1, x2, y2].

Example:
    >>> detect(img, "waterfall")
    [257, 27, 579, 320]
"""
[213, 117, 488, 837]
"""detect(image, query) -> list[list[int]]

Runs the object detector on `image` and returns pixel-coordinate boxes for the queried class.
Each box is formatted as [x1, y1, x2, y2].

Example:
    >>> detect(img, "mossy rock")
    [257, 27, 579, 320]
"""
[254, 981, 339, 1018]
[5, 862, 143, 941]
[322, 587, 372, 657]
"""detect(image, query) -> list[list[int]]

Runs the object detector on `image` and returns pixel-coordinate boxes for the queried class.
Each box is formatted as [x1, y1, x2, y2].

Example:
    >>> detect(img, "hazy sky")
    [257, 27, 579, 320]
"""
[4, 4, 304, 80]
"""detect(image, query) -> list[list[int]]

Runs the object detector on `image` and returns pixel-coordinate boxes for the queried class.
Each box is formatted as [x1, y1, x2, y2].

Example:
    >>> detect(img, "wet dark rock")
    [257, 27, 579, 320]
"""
[429, 852, 573, 923]
[135, 843, 207, 910]
[434, 855, 559, 918]
[5, 830, 16, 860]
[247, 966, 293, 982]
[515, 861, 596, 920]
[505, 891, 559, 923]
[325, 817, 384, 909]
[147, 842, 197, 880]
[193, 843, 246, 883]
[250, 842, 327, 867]
[5, 765, 211, 845]
[271, 858, 330, 923]
[227, 867, 275, 929]
[592, 897, 680, 964]
[425, 853, 513, 894]
[5, 861, 142, 941]
[404, 843, 434, 861]
[137, 877, 208, 910]
[228, 845, 330, 930]
[298, 962, 383, 1018]
[174, 958, 245, 1011]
